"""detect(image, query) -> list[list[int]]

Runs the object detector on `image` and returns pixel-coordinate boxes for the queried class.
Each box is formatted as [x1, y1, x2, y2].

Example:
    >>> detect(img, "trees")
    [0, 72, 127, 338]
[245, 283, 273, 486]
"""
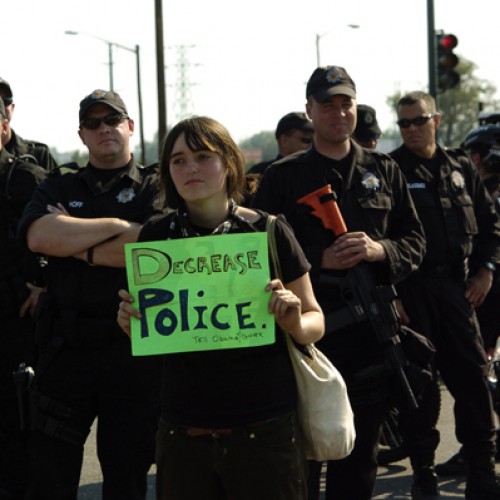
[437, 58, 498, 146]
[386, 57, 499, 148]
[239, 130, 277, 167]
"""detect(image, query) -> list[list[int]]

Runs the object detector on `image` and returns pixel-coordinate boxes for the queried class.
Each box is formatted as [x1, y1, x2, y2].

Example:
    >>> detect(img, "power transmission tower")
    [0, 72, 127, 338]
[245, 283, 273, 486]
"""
[168, 44, 199, 124]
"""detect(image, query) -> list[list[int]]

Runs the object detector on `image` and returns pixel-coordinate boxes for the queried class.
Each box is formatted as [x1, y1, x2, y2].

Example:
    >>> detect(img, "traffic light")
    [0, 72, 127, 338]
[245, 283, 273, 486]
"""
[436, 33, 460, 91]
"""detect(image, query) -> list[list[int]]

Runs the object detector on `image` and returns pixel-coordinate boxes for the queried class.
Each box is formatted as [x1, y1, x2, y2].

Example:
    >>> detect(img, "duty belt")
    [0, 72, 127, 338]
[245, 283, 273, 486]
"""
[418, 259, 468, 279]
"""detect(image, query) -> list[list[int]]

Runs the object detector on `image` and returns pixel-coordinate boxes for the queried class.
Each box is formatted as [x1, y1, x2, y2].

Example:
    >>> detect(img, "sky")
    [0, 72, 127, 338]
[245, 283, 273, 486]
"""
[3, 0, 500, 156]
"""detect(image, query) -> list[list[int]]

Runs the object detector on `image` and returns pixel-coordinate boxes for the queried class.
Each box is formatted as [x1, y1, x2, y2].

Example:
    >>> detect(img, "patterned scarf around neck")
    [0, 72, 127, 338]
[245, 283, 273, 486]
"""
[167, 199, 257, 238]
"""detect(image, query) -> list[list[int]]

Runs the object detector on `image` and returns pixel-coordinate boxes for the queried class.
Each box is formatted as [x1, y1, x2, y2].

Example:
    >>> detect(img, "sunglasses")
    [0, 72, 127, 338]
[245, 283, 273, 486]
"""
[397, 114, 435, 129]
[299, 136, 313, 145]
[1, 97, 13, 106]
[80, 113, 128, 130]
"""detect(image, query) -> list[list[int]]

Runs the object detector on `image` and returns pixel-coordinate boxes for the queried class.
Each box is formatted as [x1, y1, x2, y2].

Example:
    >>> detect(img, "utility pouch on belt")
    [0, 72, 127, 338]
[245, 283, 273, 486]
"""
[29, 388, 90, 447]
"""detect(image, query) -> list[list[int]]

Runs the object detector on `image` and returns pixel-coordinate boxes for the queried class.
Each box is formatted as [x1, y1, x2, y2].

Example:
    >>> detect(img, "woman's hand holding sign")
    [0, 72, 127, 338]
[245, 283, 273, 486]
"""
[117, 289, 140, 338]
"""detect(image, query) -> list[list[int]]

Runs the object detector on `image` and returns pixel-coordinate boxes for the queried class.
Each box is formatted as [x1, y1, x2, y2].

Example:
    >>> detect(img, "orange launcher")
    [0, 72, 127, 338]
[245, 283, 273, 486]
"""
[297, 184, 347, 237]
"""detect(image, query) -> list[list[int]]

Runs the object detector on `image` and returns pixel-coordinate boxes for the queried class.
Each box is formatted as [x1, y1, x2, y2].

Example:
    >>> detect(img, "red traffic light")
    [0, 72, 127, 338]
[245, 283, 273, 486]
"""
[436, 32, 460, 91]
[440, 34, 458, 51]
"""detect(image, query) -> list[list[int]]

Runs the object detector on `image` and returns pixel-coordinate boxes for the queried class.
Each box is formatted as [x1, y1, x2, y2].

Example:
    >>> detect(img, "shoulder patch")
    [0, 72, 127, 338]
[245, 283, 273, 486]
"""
[53, 162, 81, 176]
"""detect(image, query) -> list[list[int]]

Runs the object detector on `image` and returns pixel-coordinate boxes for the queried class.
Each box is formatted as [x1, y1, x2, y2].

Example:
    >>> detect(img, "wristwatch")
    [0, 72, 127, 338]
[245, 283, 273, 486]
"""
[483, 261, 496, 272]
[87, 246, 96, 266]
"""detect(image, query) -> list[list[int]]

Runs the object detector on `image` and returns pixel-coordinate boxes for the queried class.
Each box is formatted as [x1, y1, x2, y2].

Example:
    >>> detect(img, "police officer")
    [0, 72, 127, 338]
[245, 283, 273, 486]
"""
[244, 112, 314, 206]
[0, 78, 57, 171]
[252, 66, 426, 500]
[436, 123, 500, 477]
[0, 96, 46, 499]
[464, 124, 500, 352]
[352, 104, 382, 150]
[390, 91, 500, 500]
[17, 90, 165, 500]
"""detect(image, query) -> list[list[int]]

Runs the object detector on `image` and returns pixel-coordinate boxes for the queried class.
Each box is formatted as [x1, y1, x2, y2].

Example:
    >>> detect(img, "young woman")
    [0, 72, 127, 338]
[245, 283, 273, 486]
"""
[117, 116, 324, 500]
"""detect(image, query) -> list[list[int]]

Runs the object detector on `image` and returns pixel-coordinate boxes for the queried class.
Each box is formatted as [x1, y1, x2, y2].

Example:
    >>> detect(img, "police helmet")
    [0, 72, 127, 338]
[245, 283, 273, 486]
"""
[463, 124, 500, 172]
[464, 124, 500, 150]
[478, 111, 500, 126]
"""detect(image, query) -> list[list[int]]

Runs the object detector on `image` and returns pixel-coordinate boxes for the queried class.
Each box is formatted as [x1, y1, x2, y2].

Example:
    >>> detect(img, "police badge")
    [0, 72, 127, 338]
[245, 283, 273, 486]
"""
[451, 171, 465, 190]
[364, 112, 374, 125]
[361, 172, 380, 192]
[116, 188, 136, 203]
[326, 67, 342, 85]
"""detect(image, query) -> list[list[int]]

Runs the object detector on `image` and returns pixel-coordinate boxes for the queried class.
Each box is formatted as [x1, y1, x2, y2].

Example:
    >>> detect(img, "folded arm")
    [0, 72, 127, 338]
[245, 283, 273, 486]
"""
[73, 226, 142, 268]
[27, 212, 137, 257]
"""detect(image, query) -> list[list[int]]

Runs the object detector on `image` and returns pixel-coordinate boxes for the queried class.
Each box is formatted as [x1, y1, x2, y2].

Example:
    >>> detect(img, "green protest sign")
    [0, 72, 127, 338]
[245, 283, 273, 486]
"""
[124, 232, 275, 356]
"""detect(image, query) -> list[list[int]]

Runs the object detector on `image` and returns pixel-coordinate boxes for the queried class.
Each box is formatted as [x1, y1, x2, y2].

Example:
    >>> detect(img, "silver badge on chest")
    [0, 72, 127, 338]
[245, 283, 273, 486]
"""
[116, 188, 136, 203]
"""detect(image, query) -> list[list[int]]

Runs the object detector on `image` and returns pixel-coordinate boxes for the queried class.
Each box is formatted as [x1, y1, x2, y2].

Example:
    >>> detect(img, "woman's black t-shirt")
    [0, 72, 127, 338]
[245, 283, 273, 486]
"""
[137, 211, 311, 428]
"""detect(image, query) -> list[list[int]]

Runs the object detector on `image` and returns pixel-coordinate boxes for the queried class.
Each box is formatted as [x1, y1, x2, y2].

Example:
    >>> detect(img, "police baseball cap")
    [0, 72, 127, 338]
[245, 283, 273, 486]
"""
[0, 78, 13, 105]
[0, 78, 13, 97]
[275, 112, 314, 139]
[0, 97, 6, 119]
[79, 89, 128, 122]
[306, 66, 356, 102]
[355, 104, 382, 140]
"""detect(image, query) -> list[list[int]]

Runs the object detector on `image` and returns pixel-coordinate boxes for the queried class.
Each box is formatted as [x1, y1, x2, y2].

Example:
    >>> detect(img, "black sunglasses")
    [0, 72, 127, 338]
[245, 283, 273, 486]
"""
[1, 97, 13, 106]
[299, 136, 313, 144]
[397, 114, 435, 129]
[80, 113, 128, 130]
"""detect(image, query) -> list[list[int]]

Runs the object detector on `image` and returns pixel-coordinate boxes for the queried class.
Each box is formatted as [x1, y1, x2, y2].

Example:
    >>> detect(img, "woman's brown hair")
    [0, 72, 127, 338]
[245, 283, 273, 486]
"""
[160, 116, 246, 209]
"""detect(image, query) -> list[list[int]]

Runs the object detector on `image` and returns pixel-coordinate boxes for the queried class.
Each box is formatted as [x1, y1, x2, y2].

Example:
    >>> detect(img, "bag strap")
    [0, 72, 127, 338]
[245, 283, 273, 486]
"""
[266, 214, 282, 280]
[267, 215, 314, 356]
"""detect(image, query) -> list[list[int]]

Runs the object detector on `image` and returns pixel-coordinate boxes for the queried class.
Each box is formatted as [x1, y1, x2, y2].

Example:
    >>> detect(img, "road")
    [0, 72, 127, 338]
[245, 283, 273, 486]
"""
[78, 383, 499, 499]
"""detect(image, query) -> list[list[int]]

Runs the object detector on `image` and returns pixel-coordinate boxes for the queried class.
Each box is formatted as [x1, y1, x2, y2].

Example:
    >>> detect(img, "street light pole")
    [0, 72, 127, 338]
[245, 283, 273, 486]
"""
[65, 31, 114, 90]
[155, 0, 167, 156]
[108, 42, 114, 91]
[316, 24, 360, 67]
[316, 33, 321, 67]
[134, 44, 145, 166]
[64, 30, 146, 164]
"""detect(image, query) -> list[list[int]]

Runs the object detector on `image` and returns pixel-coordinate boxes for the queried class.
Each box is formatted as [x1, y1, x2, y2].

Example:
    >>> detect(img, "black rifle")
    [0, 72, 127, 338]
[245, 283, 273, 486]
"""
[299, 184, 419, 410]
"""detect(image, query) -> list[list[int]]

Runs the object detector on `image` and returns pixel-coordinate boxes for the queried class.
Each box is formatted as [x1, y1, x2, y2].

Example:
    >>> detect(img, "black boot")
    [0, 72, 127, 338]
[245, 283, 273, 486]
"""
[411, 465, 441, 499]
[435, 448, 468, 476]
[465, 471, 500, 500]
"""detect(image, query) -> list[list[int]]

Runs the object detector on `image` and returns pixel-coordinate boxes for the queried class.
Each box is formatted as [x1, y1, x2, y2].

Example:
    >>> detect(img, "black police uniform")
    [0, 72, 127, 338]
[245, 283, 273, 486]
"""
[252, 141, 425, 500]
[243, 155, 282, 207]
[5, 129, 57, 171]
[390, 144, 500, 479]
[17, 159, 165, 500]
[0, 148, 46, 498]
[471, 175, 500, 351]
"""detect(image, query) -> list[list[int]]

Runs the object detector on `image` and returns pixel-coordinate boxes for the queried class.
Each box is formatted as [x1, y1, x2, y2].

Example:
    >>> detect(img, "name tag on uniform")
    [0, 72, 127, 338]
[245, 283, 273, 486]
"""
[408, 183, 426, 189]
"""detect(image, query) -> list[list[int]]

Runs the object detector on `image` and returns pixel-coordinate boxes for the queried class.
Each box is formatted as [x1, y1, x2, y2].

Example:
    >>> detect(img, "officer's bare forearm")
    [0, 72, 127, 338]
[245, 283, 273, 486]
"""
[84, 226, 142, 268]
[27, 214, 137, 257]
